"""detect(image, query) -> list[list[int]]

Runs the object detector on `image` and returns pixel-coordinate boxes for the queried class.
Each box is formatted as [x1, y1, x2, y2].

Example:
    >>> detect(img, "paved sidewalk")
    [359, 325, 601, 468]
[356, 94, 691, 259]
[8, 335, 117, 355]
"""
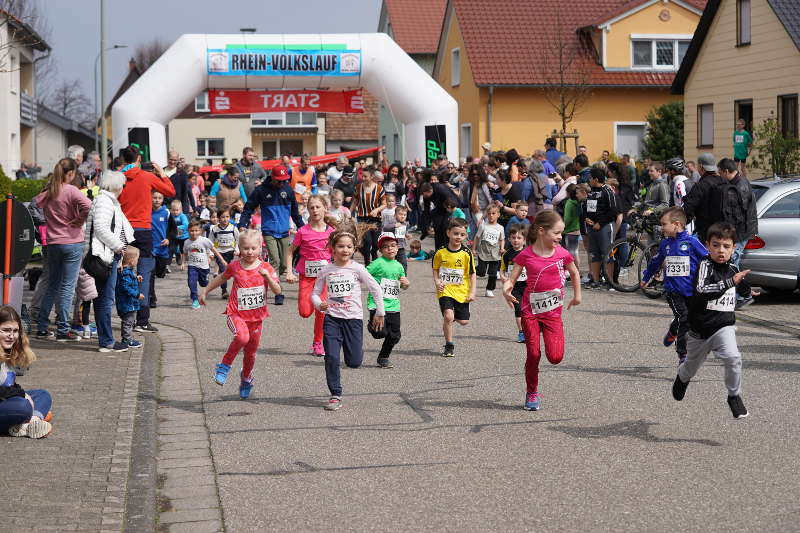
[0, 332, 144, 531]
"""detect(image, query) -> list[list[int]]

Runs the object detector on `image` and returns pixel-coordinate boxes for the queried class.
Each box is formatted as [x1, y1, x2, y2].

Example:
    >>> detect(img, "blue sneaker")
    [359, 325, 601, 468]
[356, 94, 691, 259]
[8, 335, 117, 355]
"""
[239, 373, 253, 399]
[192, 299, 201, 309]
[274, 294, 285, 305]
[517, 331, 525, 343]
[524, 392, 541, 411]
[125, 339, 143, 349]
[214, 363, 231, 385]
[663, 330, 677, 347]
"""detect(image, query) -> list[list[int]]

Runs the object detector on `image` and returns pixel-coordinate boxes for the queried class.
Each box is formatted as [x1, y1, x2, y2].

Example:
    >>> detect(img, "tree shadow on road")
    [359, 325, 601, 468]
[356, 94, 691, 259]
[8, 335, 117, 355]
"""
[548, 419, 722, 447]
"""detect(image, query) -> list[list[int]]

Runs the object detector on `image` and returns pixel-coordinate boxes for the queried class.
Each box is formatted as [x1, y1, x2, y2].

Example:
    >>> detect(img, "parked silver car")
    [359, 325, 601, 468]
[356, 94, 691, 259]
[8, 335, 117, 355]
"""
[741, 178, 800, 292]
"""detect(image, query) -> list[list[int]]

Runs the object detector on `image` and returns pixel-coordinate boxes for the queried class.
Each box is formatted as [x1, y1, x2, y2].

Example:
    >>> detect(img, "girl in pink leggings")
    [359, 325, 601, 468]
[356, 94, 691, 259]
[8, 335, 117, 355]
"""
[200, 230, 281, 399]
[503, 211, 582, 411]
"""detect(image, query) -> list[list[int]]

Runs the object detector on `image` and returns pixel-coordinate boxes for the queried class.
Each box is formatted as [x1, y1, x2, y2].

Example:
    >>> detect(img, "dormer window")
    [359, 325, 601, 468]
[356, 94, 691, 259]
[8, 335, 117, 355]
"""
[631, 37, 692, 70]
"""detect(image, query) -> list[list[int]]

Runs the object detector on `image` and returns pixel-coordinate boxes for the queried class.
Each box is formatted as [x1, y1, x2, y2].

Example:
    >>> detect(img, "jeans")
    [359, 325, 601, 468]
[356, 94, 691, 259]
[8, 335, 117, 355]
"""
[0, 389, 52, 432]
[132, 228, 155, 326]
[37, 242, 83, 335]
[94, 255, 119, 348]
[187, 266, 209, 301]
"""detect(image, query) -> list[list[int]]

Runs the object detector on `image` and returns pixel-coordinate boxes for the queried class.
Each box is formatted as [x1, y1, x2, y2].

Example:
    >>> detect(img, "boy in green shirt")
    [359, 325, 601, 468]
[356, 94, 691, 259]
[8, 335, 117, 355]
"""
[733, 119, 753, 177]
[367, 233, 410, 368]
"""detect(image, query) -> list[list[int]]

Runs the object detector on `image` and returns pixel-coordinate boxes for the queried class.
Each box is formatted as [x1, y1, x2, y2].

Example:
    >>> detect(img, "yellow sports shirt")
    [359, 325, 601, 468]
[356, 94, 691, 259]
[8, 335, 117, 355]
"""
[433, 245, 475, 303]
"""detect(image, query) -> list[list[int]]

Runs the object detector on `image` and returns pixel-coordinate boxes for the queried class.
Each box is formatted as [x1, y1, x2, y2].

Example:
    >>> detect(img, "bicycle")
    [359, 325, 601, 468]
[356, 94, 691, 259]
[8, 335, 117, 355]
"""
[606, 211, 665, 298]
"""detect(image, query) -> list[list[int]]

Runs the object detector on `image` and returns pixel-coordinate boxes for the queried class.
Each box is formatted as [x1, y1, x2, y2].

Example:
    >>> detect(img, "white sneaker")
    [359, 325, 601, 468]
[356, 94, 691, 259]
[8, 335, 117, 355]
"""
[8, 418, 52, 439]
[485, 290, 495, 298]
[83, 326, 92, 339]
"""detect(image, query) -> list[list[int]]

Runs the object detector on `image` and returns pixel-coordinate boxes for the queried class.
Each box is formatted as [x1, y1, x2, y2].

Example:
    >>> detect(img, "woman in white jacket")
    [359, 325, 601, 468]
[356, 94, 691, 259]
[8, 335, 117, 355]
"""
[85, 170, 134, 353]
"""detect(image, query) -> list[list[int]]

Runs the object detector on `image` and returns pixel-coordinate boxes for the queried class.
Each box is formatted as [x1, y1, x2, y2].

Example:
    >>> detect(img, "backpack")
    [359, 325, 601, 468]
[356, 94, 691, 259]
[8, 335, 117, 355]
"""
[713, 180, 747, 238]
[525, 174, 547, 217]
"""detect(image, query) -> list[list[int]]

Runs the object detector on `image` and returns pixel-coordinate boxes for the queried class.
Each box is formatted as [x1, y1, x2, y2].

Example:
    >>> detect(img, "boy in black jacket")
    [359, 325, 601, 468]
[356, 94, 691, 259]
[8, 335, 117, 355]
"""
[672, 223, 754, 419]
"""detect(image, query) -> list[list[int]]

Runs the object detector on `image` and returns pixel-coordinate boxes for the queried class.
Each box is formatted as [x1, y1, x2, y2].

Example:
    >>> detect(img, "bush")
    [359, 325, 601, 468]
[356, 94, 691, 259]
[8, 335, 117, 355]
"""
[642, 101, 684, 162]
[11, 179, 47, 202]
[752, 115, 800, 177]
[0, 165, 12, 198]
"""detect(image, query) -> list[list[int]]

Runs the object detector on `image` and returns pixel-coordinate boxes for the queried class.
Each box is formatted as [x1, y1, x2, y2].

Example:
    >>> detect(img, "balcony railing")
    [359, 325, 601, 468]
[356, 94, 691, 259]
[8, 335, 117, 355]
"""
[20, 92, 37, 127]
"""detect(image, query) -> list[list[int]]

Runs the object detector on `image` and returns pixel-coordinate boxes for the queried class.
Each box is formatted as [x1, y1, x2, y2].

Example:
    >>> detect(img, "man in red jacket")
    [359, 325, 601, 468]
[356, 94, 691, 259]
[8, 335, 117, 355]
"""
[118, 146, 176, 332]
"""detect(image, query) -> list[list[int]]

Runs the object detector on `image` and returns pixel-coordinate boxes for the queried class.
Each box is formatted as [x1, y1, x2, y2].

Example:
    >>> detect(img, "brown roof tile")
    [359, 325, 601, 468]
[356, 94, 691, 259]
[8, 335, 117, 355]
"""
[385, 0, 447, 54]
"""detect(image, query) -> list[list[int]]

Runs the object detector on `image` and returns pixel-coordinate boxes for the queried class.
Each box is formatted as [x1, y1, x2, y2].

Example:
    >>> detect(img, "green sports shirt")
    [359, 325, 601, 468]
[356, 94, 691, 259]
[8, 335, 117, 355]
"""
[366, 256, 405, 312]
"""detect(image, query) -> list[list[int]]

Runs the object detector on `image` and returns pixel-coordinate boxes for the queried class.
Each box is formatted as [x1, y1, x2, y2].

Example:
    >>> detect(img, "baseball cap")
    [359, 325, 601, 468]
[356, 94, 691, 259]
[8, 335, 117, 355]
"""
[271, 165, 289, 180]
[341, 165, 355, 178]
[377, 232, 398, 248]
[697, 153, 717, 172]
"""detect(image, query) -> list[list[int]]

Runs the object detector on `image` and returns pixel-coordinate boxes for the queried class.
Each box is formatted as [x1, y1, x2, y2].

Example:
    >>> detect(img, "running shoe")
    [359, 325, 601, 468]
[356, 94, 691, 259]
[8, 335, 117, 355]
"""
[735, 296, 754, 310]
[8, 418, 52, 439]
[274, 294, 285, 305]
[485, 289, 495, 298]
[214, 363, 231, 386]
[678, 354, 687, 366]
[663, 330, 677, 347]
[325, 396, 342, 411]
[35, 330, 54, 340]
[99, 342, 129, 353]
[672, 374, 689, 401]
[727, 395, 749, 419]
[239, 374, 254, 400]
[134, 323, 159, 333]
[125, 339, 143, 349]
[524, 392, 541, 411]
[377, 358, 393, 368]
[311, 341, 325, 357]
[56, 331, 81, 342]
[221, 290, 229, 300]
[517, 331, 525, 343]
[192, 300, 201, 309]
[441, 343, 455, 357]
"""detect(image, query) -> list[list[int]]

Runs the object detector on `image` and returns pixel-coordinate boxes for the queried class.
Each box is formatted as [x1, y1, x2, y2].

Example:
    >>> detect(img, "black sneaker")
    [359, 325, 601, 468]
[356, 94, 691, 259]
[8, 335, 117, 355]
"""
[441, 343, 455, 358]
[377, 358, 393, 368]
[134, 323, 159, 333]
[150, 300, 157, 309]
[672, 374, 689, 401]
[56, 331, 81, 342]
[99, 342, 129, 353]
[727, 395, 749, 419]
[35, 330, 54, 340]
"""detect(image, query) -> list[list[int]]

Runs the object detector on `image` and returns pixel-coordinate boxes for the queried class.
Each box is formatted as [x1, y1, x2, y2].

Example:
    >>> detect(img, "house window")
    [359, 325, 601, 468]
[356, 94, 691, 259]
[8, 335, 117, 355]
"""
[381, 135, 387, 150]
[197, 138, 224, 158]
[261, 140, 304, 159]
[451, 48, 460, 86]
[778, 94, 798, 138]
[393, 134, 400, 159]
[632, 39, 692, 69]
[698, 104, 714, 147]
[251, 112, 317, 127]
[195, 91, 209, 112]
[460, 124, 472, 158]
[737, 0, 751, 46]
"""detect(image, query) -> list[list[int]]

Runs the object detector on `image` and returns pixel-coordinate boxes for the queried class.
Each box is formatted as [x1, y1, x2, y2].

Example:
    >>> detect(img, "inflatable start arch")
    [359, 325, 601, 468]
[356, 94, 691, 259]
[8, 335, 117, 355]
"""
[112, 33, 458, 166]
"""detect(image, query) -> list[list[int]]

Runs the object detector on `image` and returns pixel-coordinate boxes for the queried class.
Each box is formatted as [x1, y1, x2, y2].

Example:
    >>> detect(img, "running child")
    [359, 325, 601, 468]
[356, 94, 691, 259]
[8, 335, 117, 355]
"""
[672, 222, 754, 419]
[182, 221, 227, 309]
[328, 189, 351, 222]
[115, 247, 144, 349]
[641, 207, 708, 363]
[200, 229, 281, 400]
[150, 191, 176, 308]
[311, 225, 385, 411]
[210, 208, 240, 299]
[432, 218, 476, 357]
[366, 233, 409, 368]
[503, 210, 581, 411]
[382, 205, 409, 273]
[285, 196, 335, 357]
[499, 224, 528, 343]
[472, 205, 504, 297]
[170, 199, 189, 267]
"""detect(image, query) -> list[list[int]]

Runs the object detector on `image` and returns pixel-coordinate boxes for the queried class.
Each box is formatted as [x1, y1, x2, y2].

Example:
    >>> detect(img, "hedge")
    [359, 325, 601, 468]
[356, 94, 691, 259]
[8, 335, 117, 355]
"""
[0, 165, 47, 202]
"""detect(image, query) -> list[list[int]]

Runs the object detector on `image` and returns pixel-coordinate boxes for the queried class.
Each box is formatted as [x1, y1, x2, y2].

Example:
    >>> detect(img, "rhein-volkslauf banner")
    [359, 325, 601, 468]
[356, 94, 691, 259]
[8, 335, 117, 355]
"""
[209, 89, 364, 115]
[207, 47, 361, 77]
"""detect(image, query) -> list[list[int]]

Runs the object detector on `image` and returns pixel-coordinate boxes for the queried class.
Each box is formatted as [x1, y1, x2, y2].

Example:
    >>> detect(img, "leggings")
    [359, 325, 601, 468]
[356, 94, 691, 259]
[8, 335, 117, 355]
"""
[298, 275, 326, 343]
[221, 316, 264, 380]
[521, 312, 565, 393]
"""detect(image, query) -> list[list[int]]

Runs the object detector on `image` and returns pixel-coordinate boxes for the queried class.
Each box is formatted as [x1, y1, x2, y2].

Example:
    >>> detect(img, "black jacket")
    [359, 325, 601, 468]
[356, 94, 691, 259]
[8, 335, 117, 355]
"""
[586, 184, 618, 225]
[688, 257, 751, 339]
[727, 174, 758, 241]
[683, 172, 726, 241]
[167, 170, 196, 215]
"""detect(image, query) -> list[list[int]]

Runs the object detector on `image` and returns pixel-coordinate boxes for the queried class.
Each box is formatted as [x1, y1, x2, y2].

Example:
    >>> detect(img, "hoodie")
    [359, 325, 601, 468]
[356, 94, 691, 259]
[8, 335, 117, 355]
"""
[119, 167, 176, 229]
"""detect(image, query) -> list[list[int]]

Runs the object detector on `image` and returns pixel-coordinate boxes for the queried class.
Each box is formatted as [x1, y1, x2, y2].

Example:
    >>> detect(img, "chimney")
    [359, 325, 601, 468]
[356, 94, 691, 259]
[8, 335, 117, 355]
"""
[129, 58, 137, 71]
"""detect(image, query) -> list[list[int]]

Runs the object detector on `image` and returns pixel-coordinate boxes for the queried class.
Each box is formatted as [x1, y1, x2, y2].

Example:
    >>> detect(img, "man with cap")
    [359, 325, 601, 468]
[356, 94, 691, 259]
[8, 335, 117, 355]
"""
[238, 165, 304, 305]
[333, 165, 357, 209]
[683, 152, 726, 242]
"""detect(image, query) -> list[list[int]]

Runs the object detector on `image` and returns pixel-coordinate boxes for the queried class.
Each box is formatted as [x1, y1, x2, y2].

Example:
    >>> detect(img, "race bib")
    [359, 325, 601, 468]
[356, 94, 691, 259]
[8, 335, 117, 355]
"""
[735, 134, 745, 144]
[327, 272, 355, 299]
[187, 251, 205, 266]
[508, 265, 528, 282]
[294, 183, 307, 195]
[380, 278, 401, 299]
[237, 285, 265, 311]
[483, 228, 500, 245]
[665, 256, 691, 277]
[394, 225, 407, 239]
[530, 290, 563, 314]
[586, 199, 598, 213]
[304, 260, 328, 278]
[216, 233, 235, 248]
[707, 287, 736, 312]
[439, 267, 463, 286]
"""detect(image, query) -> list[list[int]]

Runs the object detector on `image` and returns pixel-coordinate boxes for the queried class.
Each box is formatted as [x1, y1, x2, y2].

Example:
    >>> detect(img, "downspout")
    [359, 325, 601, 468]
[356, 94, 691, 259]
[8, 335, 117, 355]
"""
[31, 50, 51, 171]
[487, 85, 494, 146]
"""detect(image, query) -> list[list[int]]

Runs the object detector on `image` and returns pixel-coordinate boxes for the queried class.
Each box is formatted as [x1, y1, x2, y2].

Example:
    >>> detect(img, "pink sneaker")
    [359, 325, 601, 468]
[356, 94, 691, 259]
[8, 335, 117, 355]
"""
[311, 341, 325, 357]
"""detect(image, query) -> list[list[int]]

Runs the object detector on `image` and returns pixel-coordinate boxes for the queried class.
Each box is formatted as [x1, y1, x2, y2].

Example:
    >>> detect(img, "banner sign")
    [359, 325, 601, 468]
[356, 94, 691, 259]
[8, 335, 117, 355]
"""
[209, 89, 364, 115]
[207, 47, 361, 77]
[425, 125, 447, 167]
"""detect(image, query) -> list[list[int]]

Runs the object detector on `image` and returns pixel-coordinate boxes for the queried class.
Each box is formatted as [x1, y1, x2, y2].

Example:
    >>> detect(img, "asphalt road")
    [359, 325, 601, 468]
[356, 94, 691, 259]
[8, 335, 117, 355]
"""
[148, 258, 800, 532]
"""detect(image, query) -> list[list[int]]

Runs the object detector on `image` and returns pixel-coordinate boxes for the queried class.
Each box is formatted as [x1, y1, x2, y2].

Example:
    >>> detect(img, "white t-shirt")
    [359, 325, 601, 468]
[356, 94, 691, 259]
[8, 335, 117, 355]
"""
[672, 175, 688, 207]
[183, 237, 215, 270]
[327, 166, 344, 187]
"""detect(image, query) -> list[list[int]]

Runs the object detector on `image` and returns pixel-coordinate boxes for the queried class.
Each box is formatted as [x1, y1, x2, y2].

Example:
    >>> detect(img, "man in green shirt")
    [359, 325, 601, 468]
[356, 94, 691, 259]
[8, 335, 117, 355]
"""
[366, 233, 410, 368]
[733, 119, 753, 177]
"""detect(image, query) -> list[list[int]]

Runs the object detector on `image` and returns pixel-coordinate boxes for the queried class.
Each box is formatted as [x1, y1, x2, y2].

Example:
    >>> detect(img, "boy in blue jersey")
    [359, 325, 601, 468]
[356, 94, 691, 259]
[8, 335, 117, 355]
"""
[148, 191, 176, 310]
[641, 207, 708, 363]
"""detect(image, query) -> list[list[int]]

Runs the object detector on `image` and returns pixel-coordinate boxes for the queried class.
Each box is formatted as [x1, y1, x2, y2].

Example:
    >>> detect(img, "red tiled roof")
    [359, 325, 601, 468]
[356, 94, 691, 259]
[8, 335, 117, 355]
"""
[589, 0, 706, 27]
[451, 0, 706, 87]
[384, 0, 447, 54]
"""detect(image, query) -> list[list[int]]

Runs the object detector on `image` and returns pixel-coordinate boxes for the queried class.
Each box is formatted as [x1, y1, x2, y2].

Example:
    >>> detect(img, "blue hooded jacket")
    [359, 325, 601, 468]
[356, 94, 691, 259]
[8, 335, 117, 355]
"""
[238, 181, 304, 238]
[115, 267, 141, 314]
[643, 230, 708, 297]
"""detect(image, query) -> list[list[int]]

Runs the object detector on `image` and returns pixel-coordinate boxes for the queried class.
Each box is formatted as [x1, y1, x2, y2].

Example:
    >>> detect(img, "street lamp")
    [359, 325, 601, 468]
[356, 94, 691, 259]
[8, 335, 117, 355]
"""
[239, 28, 256, 33]
[94, 44, 127, 158]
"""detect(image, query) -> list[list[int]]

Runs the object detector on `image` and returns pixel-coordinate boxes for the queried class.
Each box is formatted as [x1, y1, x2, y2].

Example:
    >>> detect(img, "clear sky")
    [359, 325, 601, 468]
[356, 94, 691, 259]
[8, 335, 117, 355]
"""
[40, 0, 382, 107]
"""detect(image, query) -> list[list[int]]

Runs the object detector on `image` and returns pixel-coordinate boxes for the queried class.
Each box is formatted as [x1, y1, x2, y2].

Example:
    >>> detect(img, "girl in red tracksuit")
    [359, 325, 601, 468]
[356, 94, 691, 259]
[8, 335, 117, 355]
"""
[200, 229, 281, 399]
[285, 196, 335, 357]
[503, 211, 582, 412]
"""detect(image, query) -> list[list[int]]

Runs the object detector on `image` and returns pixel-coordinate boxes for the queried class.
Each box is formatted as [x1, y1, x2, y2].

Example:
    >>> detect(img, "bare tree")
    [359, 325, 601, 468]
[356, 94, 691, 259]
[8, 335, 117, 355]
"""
[0, 0, 50, 73]
[49, 79, 93, 127]
[537, 9, 594, 151]
[133, 38, 168, 73]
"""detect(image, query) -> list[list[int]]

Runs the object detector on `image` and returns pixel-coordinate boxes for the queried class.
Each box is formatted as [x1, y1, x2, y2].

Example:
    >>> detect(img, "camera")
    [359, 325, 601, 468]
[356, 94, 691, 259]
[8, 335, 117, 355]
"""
[141, 161, 155, 172]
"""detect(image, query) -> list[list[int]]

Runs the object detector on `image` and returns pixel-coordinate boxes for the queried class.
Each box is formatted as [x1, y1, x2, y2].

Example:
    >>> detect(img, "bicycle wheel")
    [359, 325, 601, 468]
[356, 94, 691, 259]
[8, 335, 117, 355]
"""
[607, 238, 644, 292]
[639, 244, 665, 299]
